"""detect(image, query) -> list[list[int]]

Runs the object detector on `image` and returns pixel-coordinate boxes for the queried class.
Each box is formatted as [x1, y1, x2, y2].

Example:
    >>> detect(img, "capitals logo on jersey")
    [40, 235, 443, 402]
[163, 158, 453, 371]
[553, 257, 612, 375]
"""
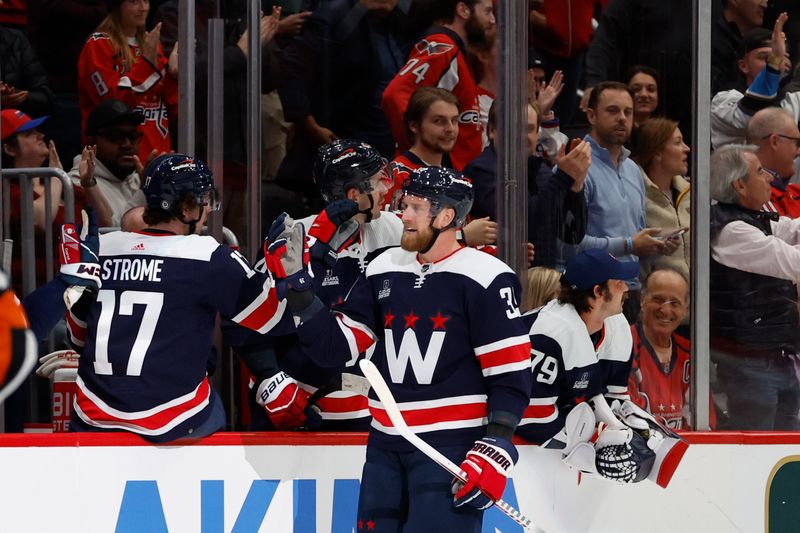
[415, 39, 454, 57]
[383, 309, 450, 385]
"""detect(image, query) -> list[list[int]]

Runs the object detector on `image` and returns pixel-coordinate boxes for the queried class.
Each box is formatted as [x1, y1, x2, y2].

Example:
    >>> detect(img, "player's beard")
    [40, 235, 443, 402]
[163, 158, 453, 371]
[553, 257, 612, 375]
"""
[401, 224, 436, 252]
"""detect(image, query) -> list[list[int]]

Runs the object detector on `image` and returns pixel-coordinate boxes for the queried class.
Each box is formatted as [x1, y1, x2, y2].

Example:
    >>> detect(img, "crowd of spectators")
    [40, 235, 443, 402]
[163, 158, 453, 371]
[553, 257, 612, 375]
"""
[2, 0, 800, 436]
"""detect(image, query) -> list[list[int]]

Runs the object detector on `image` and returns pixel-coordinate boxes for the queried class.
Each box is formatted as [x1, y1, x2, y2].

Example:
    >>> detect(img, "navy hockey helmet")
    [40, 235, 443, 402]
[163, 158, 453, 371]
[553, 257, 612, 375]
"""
[142, 153, 219, 213]
[401, 166, 474, 227]
[313, 139, 387, 203]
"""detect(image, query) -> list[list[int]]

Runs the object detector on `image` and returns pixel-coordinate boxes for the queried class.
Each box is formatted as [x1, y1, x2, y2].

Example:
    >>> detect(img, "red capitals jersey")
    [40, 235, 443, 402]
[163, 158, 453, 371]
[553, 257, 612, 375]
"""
[387, 150, 427, 211]
[767, 184, 800, 219]
[77, 33, 178, 161]
[628, 323, 716, 430]
[382, 27, 482, 171]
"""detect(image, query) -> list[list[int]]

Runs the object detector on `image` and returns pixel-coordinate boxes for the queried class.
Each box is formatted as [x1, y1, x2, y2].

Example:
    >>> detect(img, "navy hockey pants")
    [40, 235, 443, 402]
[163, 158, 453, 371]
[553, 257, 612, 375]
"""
[356, 443, 483, 533]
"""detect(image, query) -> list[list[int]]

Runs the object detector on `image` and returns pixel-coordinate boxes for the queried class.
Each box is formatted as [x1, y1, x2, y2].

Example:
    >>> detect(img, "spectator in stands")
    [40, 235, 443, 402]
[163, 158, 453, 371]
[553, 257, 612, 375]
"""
[521, 266, 561, 312]
[746, 107, 800, 218]
[77, 0, 179, 162]
[1, 109, 112, 234]
[579, 81, 667, 321]
[29, 0, 107, 164]
[67, 100, 147, 227]
[629, 268, 716, 430]
[631, 118, 691, 283]
[383, 0, 495, 170]
[278, 0, 414, 205]
[581, 0, 694, 144]
[712, 0, 769, 95]
[0, 25, 55, 118]
[711, 19, 789, 149]
[387, 87, 460, 208]
[388, 86, 495, 246]
[464, 100, 588, 268]
[709, 144, 800, 430]
[626, 65, 661, 129]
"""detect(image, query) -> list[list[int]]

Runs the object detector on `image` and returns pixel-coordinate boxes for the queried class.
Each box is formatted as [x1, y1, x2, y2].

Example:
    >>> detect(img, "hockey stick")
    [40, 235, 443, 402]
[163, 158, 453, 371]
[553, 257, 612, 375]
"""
[359, 359, 540, 531]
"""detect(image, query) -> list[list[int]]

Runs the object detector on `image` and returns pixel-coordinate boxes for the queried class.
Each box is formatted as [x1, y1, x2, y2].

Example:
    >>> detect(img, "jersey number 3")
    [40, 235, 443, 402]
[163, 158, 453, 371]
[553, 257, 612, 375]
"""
[93, 290, 164, 376]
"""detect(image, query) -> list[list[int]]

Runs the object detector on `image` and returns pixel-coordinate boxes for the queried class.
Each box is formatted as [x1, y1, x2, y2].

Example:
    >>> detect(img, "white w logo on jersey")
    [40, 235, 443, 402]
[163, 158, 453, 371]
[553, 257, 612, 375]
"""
[384, 329, 445, 385]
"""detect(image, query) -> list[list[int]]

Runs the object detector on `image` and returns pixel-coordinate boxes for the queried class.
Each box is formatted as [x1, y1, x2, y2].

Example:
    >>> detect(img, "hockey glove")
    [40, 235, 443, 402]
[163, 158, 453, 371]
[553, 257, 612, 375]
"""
[452, 436, 518, 510]
[308, 200, 360, 268]
[263, 213, 313, 300]
[256, 371, 322, 430]
[58, 208, 101, 290]
[36, 350, 80, 380]
[594, 427, 654, 483]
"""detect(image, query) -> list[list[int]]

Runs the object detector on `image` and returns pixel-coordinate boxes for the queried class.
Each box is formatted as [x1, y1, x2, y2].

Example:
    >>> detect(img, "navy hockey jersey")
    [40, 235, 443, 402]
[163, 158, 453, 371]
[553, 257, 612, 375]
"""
[67, 230, 287, 440]
[237, 213, 404, 430]
[295, 245, 532, 450]
[516, 300, 632, 444]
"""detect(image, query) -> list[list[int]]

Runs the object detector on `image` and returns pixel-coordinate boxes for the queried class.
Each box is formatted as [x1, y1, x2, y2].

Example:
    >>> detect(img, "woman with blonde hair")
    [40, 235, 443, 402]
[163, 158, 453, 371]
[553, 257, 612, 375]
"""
[522, 267, 562, 312]
[631, 117, 691, 282]
[77, 0, 179, 162]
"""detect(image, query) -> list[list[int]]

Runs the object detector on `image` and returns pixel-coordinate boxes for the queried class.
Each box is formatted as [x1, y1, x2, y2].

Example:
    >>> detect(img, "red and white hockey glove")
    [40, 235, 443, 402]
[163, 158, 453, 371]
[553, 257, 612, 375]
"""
[263, 213, 313, 299]
[256, 371, 321, 430]
[452, 436, 518, 510]
[59, 208, 101, 290]
[308, 199, 359, 268]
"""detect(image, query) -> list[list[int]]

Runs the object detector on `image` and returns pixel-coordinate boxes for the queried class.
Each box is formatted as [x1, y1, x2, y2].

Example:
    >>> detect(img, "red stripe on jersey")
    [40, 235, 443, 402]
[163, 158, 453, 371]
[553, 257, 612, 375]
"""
[522, 404, 557, 421]
[316, 394, 369, 414]
[478, 341, 531, 371]
[238, 287, 280, 331]
[75, 378, 211, 433]
[370, 400, 486, 428]
[66, 312, 86, 343]
[336, 314, 375, 354]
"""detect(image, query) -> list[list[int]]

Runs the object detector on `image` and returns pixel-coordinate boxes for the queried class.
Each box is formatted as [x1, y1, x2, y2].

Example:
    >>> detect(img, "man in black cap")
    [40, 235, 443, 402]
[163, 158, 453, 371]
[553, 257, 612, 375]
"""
[67, 99, 147, 226]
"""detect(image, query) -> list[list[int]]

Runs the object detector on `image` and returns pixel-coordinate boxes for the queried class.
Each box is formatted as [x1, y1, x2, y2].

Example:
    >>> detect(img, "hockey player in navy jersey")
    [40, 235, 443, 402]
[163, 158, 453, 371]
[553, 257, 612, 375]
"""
[229, 139, 397, 431]
[272, 166, 531, 531]
[517, 249, 680, 484]
[65, 154, 290, 442]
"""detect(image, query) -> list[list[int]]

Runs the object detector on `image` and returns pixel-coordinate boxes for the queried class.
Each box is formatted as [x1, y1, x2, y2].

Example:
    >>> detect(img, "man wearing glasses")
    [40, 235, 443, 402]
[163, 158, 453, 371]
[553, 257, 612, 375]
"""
[709, 144, 800, 431]
[746, 107, 800, 217]
[68, 99, 147, 226]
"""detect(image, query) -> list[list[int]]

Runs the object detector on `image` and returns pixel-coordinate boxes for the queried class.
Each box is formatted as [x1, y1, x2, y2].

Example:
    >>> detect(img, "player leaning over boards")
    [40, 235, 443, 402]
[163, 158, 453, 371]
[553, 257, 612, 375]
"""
[268, 166, 531, 531]
[66, 154, 291, 443]
[517, 249, 686, 485]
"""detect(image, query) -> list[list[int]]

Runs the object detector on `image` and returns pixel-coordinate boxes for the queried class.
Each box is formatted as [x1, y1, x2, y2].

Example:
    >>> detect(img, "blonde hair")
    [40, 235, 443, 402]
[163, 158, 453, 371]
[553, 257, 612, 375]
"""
[522, 267, 562, 312]
[96, 10, 146, 74]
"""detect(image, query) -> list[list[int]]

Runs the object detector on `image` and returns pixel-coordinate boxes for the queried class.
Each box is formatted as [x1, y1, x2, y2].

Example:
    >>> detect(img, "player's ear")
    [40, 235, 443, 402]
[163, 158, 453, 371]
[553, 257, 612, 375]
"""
[346, 187, 359, 202]
[433, 207, 455, 229]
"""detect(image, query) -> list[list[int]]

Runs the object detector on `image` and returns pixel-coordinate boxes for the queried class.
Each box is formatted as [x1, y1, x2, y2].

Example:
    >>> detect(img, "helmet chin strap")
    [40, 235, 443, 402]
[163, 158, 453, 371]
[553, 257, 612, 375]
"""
[418, 223, 441, 255]
[358, 194, 374, 223]
[178, 213, 202, 235]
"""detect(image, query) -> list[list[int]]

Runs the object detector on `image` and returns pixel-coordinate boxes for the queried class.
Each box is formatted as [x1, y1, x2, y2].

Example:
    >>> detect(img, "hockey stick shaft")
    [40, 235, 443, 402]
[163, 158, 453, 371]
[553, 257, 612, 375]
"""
[359, 360, 538, 531]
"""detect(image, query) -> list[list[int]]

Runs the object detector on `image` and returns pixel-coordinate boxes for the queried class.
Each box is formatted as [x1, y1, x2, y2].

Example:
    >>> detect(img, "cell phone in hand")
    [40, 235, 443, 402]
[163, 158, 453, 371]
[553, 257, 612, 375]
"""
[655, 228, 687, 241]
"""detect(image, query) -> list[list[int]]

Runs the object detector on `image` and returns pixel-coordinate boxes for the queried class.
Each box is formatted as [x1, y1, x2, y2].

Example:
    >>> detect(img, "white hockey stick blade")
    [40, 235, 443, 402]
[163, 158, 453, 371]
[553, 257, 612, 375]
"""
[359, 359, 540, 532]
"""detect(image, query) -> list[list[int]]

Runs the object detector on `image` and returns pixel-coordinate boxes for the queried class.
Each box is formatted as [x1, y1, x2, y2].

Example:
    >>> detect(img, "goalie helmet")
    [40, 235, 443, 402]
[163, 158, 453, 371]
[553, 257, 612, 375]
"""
[142, 154, 219, 213]
[595, 431, 656, 483]
[313, 139, 386, 203]
[401, 166, 474, 227]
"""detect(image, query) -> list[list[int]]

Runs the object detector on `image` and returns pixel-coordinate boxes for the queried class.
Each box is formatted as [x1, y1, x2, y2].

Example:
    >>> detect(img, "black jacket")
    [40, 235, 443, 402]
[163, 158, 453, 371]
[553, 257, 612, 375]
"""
[463, 144, 587, 268]
[0, 26, 54, 117]
[709, 203, 799, 356]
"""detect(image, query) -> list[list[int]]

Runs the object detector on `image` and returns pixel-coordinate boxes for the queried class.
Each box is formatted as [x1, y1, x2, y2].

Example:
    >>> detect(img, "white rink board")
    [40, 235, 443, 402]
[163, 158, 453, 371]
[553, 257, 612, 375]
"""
[0, 436, 797, 532]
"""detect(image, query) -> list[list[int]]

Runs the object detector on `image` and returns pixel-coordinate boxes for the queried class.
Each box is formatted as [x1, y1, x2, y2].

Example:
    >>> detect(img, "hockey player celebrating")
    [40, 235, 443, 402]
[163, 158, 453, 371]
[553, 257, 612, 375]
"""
[231, 139, 397, 431]
[269, 166, 531, 531]
[65, 154, 291, 442]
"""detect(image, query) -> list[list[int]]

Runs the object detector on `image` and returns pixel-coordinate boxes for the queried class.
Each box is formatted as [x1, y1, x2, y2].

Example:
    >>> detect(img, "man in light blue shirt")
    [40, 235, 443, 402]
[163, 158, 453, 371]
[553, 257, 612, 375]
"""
[578, 81, 674, 317]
